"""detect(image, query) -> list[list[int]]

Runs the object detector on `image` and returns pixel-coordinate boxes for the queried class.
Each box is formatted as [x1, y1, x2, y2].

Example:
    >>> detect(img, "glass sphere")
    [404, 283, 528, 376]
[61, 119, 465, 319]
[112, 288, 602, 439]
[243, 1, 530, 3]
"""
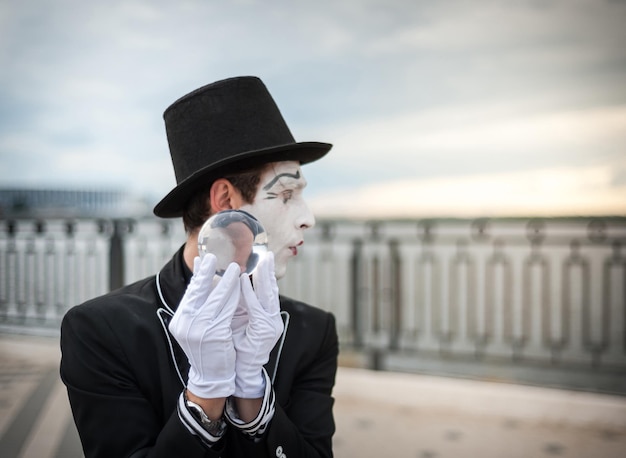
[198, 210, 268, 276]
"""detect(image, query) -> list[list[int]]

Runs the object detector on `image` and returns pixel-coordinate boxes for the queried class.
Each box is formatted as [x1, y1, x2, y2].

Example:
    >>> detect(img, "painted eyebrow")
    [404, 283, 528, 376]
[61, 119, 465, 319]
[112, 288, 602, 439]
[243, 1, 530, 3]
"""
[262, 171, 301, 191]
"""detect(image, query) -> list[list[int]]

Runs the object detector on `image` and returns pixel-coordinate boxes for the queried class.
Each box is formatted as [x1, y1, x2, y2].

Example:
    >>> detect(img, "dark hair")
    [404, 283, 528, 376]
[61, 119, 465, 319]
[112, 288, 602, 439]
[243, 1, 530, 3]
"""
[182, 165, 267, 233]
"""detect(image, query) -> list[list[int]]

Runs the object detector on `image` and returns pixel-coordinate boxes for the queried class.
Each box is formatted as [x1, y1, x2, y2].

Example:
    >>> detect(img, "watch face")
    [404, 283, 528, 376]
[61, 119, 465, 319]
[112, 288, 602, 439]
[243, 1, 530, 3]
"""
[186, 400, 227, 437]
[202, 416, 227, 436]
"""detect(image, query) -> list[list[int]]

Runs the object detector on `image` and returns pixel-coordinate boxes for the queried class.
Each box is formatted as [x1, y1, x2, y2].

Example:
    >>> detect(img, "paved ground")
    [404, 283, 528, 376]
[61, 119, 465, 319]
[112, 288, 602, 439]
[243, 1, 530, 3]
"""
[0, 333, 625, 458]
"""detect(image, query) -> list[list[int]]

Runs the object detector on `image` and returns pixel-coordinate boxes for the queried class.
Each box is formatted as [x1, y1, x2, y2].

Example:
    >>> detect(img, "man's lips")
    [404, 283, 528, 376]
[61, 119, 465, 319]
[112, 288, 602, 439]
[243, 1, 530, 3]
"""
[289, 241, 304, 256]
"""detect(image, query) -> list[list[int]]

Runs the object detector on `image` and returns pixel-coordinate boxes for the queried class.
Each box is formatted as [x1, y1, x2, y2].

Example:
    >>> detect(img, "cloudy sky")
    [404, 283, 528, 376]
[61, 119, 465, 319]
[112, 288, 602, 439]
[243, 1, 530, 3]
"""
[1, 0, 625, 219]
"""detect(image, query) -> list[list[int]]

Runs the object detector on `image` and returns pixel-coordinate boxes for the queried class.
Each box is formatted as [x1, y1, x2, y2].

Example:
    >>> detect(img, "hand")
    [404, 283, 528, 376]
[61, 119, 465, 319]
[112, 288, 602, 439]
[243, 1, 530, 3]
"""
[168, 254, 241, 398]
[232, 252, 284, 398]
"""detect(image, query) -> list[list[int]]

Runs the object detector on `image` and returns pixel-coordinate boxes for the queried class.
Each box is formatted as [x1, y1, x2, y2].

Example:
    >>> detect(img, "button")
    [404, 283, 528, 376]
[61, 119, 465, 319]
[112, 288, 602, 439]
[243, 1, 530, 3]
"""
[276, 446, 283, 457]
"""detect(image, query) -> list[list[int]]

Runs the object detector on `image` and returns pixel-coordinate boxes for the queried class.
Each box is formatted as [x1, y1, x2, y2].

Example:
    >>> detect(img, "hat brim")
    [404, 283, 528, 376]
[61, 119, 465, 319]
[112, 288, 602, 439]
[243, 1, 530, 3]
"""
[153, 141, 332, 218]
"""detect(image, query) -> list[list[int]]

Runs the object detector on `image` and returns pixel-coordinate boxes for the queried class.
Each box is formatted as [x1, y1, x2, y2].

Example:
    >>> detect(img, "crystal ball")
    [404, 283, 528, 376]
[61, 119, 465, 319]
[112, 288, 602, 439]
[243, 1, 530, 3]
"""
[197, 210, 268, 276]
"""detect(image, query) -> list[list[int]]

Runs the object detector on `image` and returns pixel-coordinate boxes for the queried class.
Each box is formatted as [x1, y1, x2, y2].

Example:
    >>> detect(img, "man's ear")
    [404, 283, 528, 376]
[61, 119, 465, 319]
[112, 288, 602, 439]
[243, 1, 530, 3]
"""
[210, 178, 244, 212]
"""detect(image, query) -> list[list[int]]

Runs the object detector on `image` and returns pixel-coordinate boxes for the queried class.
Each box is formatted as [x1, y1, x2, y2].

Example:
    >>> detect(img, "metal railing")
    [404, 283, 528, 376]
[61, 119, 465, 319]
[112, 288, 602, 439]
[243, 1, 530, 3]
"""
[1, 216, 625, 393]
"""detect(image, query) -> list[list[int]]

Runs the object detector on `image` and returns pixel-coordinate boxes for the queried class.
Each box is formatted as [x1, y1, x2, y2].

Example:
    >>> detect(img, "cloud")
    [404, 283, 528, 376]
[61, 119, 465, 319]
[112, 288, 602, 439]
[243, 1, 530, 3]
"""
[1, 0, 625, 218]
[309, 165, 626, 218]
[311, 104, 626, 188]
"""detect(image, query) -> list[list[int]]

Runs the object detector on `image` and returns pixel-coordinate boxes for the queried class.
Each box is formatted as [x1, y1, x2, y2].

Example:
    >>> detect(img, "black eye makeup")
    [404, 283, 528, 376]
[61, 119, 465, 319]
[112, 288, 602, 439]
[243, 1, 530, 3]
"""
[264, 190, 294, 203]
[262, 170, 301, 191]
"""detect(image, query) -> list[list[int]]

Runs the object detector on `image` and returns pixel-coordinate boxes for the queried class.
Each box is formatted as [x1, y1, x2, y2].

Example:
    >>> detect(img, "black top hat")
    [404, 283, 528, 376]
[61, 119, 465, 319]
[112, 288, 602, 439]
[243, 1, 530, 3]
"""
[153, 76, 332, 218]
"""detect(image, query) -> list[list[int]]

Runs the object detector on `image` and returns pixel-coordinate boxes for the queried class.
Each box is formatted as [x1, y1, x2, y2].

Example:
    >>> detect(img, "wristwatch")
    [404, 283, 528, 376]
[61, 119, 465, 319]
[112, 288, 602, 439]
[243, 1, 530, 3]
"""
[185, 397, 228, 438]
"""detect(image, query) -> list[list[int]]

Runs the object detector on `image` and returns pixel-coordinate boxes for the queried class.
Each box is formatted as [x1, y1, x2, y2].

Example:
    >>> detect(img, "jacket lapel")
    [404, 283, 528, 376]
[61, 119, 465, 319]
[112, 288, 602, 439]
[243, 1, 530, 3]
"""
[265, 308, 290, 384]
[155, 246, 191, 387]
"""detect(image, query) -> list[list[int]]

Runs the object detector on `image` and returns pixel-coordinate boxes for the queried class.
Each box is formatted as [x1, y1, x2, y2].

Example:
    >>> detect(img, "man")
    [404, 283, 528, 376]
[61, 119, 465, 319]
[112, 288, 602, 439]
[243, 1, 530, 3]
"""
[60, 76, 338, 457]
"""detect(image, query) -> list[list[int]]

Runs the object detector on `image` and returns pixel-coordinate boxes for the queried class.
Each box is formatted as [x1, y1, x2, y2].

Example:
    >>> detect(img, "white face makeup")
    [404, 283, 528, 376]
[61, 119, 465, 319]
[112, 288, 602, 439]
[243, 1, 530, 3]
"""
[239, 161, 315, 279]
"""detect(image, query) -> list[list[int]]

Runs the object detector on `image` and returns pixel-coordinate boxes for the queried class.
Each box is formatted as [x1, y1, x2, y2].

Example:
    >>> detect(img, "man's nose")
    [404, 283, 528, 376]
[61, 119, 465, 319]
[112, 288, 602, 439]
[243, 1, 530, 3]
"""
[296, 201, 316, 230]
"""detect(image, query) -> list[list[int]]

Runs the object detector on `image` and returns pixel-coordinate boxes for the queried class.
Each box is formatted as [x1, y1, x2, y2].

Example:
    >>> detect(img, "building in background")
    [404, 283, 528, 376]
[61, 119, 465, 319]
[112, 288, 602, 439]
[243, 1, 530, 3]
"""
[0, 188, 152, 219]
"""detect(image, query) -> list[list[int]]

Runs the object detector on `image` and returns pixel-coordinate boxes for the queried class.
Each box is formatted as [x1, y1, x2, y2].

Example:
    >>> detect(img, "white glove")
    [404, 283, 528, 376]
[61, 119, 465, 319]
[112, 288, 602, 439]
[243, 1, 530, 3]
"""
[231, 252, 284, 398]
[169, 254, 241, 398]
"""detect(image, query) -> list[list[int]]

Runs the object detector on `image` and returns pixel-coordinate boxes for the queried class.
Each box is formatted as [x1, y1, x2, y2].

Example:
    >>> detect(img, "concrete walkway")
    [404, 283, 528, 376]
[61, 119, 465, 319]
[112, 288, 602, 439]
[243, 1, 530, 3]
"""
[1, 333, 624, 458]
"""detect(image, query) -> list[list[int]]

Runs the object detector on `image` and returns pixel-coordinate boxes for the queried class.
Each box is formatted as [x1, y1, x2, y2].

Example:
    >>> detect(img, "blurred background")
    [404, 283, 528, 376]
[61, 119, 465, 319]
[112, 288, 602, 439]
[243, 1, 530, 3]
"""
[2, 0, 625, 388]
[1, 0, 625, 457]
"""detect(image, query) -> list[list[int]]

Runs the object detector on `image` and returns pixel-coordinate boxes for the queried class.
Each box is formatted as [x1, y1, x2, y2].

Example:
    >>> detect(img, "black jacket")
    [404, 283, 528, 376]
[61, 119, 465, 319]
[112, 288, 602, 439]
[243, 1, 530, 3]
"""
[60, 246, 338, 457]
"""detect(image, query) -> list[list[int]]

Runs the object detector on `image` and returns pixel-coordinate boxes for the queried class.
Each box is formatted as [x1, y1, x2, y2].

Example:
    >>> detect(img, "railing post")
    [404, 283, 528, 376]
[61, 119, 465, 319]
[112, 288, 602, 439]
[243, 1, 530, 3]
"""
[351, 238, 363, 348]
[389, 238, 401, 351]
[109, 219, 131, 291]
